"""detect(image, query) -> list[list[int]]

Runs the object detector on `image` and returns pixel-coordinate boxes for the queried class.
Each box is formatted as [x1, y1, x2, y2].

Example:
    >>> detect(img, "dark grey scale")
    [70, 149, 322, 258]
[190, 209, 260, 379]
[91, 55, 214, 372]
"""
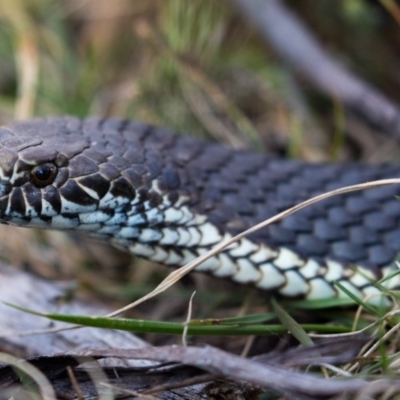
[65, 116, 83, 132]
[281, 214, 313, 233]
[106, 154, 131, 171]
[89, 140, 114, 158]
[221, 154, 265, 179]
[25, 119, 56, 138]
[19, 148, 58, 164]
[144, 150, 164, 179]
[99, 163, 121, 181]
[141, 127, 177, 152]
[337, 167, 371, 186]
[59, 180, 99, 207]
[121, 120, 152, 143]
[206, 174, 237, 194]
[277, 182, 310, 200]
[131, 163, 149, 177]
[52, 167, 69, 188]
[257, 175, 279, 192]
[9, 187, 25, 216]
[208, 205, 240, 229]
[384, 230, 400, 251]
[0, 128, 15, 141]
[147, 190, 163, 208]
[268, 158, 300, 175]
[77, 174, 111, 199]
[0, 197, 10, 220]
[382, 199, 400, 216]
[82, 117, 104, 134]
[328, 207, 363, 227]
[262, 170, 294, 188]
[101, 117, 129, 132]
[58, 142, 91, 161]
[345, 196, 377, 214]
[81, 148, 108, 165]
[349, 226, 379, 246]
[213, 165, 242, 185]
[230, 172, 266, 191]
[296, 234, 330, 257]
[293, 201, 330, 219]
[368, 245, 397, 266]
[272, 198, 304, 213]
[122, 165, 144, 189]
[67, 155, 99, 178]
[190, 144, 233, 174]
[156, 168, 181, 192]
[223, 193, 255, 215]
[289, 163, 326, 183]
[121, 141, 146, 164]
[42, 186, 62, 214]
[288, 174, 321, 194]
[363, 212, 396, 232]
[166, 135, 205, 165]
[246, 188, 266, 204]
[11, 166, 31, 188]
[331, 241, 368, 264]
[167, 191, 179, 205]
[109, 177, 136, 200]
[250, 206, 283, 224]
[313, 219, 347, 242]
[301, 164, 341, 183]
[365, 185, 400, 201]
[104, 129, 127, 150]
[122, 167, 147, 189]
[197, 186, 227, 211]
[23, 183, 42, 215]
[265, 225, 297, 247]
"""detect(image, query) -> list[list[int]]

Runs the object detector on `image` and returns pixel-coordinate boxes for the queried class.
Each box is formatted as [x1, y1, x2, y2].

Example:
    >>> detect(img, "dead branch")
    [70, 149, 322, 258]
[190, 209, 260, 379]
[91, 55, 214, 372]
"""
[76, 345, 400, 398]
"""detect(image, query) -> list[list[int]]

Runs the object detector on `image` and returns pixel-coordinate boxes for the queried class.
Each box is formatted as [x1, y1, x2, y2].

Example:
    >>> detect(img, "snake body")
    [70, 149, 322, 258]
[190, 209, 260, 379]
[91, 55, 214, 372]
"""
[1, 116, 400, 301]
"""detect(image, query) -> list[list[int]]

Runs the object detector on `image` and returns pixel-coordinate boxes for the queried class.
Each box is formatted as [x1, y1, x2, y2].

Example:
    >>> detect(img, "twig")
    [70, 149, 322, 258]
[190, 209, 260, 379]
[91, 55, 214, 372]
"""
[80, 345, 400, 397]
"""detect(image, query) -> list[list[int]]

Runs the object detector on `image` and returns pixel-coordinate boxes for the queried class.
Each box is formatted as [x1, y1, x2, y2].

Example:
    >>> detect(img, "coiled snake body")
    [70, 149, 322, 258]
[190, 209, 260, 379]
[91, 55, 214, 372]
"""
[1, 116, 400, 301]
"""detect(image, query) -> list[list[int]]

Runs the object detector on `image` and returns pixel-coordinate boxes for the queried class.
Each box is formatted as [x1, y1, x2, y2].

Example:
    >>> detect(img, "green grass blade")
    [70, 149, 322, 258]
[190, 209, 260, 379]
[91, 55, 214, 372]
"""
[4, 303, 352, 336]
[271, 297, 314, 346]
[334, 281, 379, 315]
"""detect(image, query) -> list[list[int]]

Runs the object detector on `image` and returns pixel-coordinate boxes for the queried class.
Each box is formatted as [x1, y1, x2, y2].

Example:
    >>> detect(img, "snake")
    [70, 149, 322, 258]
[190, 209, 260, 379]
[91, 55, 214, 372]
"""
[0, 116, 400, 303]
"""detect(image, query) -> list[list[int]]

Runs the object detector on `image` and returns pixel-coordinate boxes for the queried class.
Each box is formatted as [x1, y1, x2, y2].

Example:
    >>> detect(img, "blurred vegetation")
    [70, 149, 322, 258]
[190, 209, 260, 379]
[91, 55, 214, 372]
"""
[0, 0, 400, 349]
[0, 0, 399, 157]
[1, 0, 277, 144]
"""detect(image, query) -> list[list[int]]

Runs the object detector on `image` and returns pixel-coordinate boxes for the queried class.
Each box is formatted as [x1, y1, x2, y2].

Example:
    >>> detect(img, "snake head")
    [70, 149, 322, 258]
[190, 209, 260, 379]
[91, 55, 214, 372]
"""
[0, 117, 138, 232]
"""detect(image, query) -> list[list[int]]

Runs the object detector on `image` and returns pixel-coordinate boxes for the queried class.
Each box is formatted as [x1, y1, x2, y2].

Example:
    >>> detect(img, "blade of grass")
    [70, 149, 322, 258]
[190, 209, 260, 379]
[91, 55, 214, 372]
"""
[271, 297, 314, 346]
[334, 281, 379, 315]
[202, 312, 277, 325]
[4, 303, 351, 336]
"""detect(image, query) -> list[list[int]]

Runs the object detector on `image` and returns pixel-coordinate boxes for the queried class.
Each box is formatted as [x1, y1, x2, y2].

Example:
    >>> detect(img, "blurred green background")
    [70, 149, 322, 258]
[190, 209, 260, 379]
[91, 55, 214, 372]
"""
[1, 0, 399, 160]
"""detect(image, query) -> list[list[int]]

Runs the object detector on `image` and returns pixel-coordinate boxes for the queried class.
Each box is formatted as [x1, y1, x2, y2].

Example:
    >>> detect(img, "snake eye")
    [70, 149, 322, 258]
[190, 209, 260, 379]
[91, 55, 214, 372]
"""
[30, 163, 58, 187]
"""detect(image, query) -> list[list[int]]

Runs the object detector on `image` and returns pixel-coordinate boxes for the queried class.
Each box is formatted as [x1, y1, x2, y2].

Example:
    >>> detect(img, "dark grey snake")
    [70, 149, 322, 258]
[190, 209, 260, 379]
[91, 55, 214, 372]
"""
[1, 116, 400, 302]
